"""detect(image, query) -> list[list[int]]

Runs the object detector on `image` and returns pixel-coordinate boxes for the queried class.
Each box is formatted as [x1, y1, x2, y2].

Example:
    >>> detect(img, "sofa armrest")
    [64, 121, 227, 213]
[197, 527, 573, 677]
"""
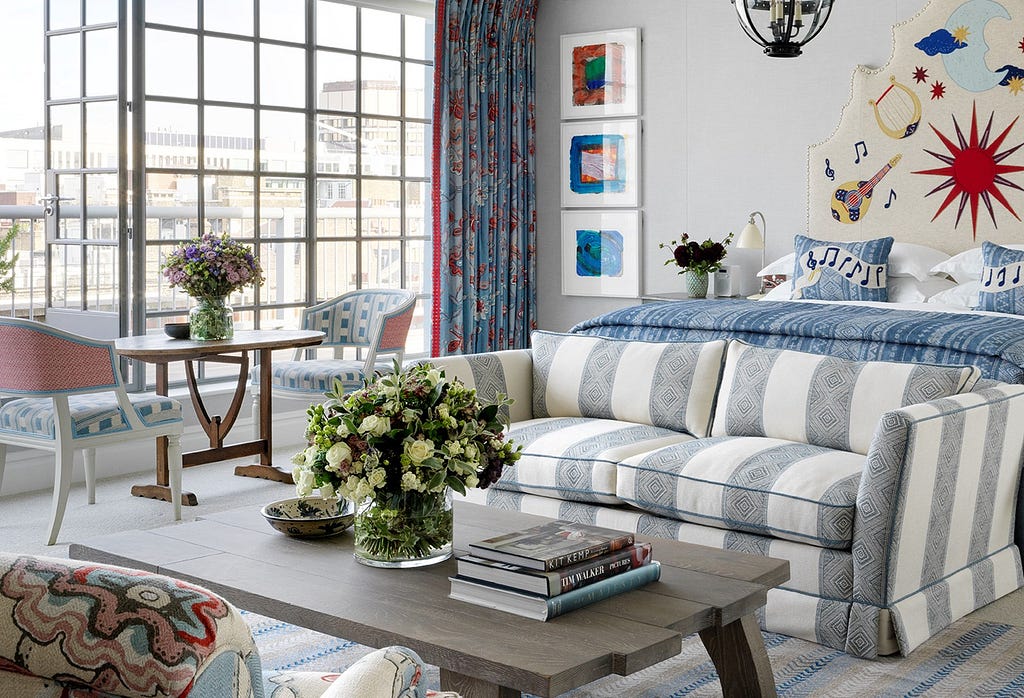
[0, 553, 260, 697]
[853, 385, 1024, 613]
[426, 350, 534, 423]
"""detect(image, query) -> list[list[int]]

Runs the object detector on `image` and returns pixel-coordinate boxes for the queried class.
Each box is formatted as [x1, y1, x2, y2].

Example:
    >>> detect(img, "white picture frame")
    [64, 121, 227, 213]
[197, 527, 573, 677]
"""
[560, 119, 640, 209]
[560, 28, 641, 120]
[561, 209, 641, 298]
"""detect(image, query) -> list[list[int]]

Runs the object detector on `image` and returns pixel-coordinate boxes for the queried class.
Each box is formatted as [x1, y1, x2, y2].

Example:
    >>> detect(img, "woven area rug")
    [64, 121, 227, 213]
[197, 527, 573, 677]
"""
[244, 612, 1024, 697]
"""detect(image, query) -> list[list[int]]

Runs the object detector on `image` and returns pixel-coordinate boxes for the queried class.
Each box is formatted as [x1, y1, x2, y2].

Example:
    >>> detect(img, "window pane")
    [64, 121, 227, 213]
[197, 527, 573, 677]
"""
[405, 239, 427, 293]
[316, 180, 357, 237]
[146, 0, 197, 28]
[361, 239, 401, 288]
[49, 33, 81, 100]
[316, 241, 356, 297]
[405, 181, 427, 238]
[361, 57, 401, 116]
[49, 0, 80, 30]
[85, 101, 117, 169]
[316, 1, 355, 49]
[205, 174, 256, 237]
[259, 44, 305, 107]
[360, 118, 400, 176]
[260, 0, 305, 43]
[57, 174, 82, 239]
[362, 179, 400, 236]
[405, 62, 428, 119]
[86, 0, 118, 25]
[50, 245, 83, 308]
[146, 101, 198, 170]
[317, 51, 356, 109]
[86, 245, 118, 311]
[259, 177, 305, 238]
[205, 37, 254, 103]
[362, 8, 400, 57]
[205, 107, 255, 170]
[49, 103, 82, 166]
[404, 122, 425, 177]
[144, 173, 199, 240]
[260, 110, 305, 173]
[206, 0, 253, 36]
[405, 15, 428, 60]
[86, 29, 117, 96]
[260, 242, 306, 305]
[316, 114, 357, 175]
[146, 30, 197, 98]
[85, 173, 118, 234]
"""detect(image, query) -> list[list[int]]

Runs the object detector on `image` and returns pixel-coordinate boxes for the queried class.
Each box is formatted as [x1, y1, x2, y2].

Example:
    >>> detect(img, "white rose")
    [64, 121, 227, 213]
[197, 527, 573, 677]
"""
[426, 368, 444, 386]
[401, 471, 421, 491]
[319, 481, 336, 499]
[465, 474, 479, 488]
[405, 438, 434, 464]
[463, 443, 479, 464]
[325, 442, 352, 468]
[368, 467, 388, 488]
[290, 450, 307, 466]
[304, 445, 319, 464]
[358, 414, 391, 437]
[294, 468, 315, 497]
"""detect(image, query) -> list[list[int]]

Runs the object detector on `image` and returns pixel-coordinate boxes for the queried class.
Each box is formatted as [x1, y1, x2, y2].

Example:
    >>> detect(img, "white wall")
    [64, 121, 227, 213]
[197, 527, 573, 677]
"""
[536, 0, 931, 331]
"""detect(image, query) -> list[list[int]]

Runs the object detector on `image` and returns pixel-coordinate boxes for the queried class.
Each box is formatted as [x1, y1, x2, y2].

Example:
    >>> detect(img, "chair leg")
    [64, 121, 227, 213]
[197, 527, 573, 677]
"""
[166, 433, 183, 521]
[84, 448, 97, 505]
[47, 443, 75, 546]
[0, 443, 6, 494]
[251, 387, 260, 441]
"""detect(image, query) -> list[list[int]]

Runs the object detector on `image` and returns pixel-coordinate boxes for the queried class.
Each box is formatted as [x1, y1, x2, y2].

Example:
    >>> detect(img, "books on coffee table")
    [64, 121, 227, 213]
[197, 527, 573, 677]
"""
[450, 561, 662, 621]
[456, 542, 654, 596]
[467, 520, 635, 571]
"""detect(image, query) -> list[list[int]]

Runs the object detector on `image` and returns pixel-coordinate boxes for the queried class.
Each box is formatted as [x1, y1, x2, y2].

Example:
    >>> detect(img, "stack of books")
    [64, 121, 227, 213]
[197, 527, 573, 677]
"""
[449, 520, 660, 620]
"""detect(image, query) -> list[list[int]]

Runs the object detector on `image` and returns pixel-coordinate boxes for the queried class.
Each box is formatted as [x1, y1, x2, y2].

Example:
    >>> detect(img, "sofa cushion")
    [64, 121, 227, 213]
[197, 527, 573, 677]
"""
[711, 342, 981, 454]
[617, 436, 864, 549]
[531, 331, 726, 437]
[496, 417, 695, 504]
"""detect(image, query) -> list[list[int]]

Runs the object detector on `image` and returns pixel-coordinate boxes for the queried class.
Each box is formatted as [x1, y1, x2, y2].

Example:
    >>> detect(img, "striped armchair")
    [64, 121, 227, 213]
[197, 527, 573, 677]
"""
[0, 318, 184, 545]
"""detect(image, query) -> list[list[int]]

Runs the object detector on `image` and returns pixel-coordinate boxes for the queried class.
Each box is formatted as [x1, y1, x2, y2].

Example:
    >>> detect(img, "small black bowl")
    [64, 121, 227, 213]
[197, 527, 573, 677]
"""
[164, 322, 190, 339]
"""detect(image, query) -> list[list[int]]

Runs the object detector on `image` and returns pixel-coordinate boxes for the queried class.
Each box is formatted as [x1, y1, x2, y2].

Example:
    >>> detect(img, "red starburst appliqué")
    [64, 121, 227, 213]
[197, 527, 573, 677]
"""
[931, 81, 946, 100]
[913, 66, 929, 83]
[1019, 35, 1024, 53]
[912, 104, 1024, 237]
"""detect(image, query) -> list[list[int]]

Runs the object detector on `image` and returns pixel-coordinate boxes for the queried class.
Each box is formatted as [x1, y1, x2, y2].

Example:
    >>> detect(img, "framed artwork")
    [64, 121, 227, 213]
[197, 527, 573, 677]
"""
[561, 119, 640, 208]
[560, 28, 640, 119]
[561, 210, 641, 297]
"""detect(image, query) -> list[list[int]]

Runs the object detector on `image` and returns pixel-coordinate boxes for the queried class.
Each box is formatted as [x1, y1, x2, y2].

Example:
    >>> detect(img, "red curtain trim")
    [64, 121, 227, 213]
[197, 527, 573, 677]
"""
[430, 0, 447, 357]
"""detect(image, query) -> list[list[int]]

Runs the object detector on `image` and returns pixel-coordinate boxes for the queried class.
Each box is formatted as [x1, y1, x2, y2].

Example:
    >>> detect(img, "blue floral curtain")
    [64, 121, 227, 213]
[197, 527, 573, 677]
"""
[431, 0, 538, 356]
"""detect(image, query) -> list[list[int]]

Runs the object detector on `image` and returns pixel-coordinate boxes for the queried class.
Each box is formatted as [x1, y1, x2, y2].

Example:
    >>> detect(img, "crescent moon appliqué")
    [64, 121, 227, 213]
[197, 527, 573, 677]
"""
[943, 0, 1011, 92]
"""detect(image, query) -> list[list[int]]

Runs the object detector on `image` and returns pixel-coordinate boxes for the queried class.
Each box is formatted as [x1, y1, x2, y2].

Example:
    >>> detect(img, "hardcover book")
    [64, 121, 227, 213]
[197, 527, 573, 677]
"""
[468, 520, 635, 571]
[456, 542, 654, 596]
[449, 561, 662, 621]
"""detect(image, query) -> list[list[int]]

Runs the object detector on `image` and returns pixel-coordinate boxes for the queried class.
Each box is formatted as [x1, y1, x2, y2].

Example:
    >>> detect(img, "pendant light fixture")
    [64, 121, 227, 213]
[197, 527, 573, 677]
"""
[731, 0, 836, 58]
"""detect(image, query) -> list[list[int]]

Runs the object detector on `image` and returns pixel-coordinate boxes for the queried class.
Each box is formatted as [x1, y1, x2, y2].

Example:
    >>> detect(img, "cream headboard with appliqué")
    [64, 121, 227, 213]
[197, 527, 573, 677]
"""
[808, 0, 1024, 255]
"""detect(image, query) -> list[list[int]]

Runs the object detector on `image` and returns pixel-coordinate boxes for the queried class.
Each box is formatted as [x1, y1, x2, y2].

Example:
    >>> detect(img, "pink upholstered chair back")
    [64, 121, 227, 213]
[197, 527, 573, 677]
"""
[0, 318, 119, 395]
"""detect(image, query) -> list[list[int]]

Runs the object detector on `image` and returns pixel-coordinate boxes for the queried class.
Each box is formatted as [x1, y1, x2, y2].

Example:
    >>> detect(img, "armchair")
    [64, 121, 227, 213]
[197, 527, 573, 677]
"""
[0, 318, 184, 545]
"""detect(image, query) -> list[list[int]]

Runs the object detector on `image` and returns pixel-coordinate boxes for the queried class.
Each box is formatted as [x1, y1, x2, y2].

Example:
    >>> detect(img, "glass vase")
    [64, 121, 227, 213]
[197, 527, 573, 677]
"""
[353, 487, 453, 568]
[189, 296, 233, 341]
[683, 270, 709, 299]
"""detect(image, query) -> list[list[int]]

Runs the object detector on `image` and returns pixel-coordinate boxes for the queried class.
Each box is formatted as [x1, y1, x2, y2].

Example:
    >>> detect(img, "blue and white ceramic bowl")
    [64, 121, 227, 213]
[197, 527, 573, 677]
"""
[260, 497, 354, 538]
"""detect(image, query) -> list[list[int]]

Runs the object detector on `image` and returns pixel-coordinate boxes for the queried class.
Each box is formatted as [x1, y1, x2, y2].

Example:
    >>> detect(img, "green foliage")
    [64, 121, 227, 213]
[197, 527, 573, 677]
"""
[660, 232, 734, 275]
[0, 225, 19, 294]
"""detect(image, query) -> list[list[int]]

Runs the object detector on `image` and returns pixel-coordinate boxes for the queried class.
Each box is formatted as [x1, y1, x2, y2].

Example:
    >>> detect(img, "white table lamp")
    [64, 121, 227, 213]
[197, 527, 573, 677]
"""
[736, 211, 767, 297]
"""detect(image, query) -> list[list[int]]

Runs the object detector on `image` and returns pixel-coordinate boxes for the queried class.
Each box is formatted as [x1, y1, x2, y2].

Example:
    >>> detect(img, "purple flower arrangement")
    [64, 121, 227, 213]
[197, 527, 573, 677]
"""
[660, 232, 734, 275]
[161, 233, 264, 299]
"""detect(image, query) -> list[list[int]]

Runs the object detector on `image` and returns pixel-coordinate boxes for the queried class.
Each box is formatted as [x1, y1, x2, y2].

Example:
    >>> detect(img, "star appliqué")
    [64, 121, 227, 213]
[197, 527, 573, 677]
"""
[931, 81, 946, 100]
[913, 66, 929, 83]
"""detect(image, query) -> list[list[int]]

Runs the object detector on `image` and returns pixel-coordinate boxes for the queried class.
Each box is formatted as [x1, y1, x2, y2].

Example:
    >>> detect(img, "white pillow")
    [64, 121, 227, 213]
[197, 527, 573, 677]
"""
[758, 242, 949, 282]
[926, 280, 980, 308]
[759, 276, 955, 303]
[930, 244, 1024, 283]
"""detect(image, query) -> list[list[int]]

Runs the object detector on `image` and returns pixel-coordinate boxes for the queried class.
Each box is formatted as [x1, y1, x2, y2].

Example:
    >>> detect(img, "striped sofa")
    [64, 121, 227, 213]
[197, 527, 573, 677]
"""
[434, 330, 1024, 659]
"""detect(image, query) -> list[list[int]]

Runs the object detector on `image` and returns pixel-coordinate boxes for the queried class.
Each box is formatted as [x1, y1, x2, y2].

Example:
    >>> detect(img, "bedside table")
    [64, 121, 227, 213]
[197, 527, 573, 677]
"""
[641, 292, 744, 303]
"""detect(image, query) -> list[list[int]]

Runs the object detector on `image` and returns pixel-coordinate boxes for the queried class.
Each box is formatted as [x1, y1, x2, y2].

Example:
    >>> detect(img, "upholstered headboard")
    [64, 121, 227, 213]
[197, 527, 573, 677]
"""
[808, 0, 1024, 255]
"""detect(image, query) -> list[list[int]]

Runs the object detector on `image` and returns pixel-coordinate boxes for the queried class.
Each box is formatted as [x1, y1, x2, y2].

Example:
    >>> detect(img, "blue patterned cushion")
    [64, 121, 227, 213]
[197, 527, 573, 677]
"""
[531, 331, 726, 437]
[791, 234, 894, 301]
[976, 241, 1024, 315]
[617, 436, 864, 549]
[0, 393, 181, 440]
[711, 342, 980, 454]
[495, 417, 695, 504]
[270, 360, 395, 396]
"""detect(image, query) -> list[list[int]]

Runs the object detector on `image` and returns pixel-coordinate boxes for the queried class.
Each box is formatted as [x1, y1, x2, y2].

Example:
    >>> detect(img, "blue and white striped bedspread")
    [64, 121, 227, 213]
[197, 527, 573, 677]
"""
[569, 300, 1024, 383]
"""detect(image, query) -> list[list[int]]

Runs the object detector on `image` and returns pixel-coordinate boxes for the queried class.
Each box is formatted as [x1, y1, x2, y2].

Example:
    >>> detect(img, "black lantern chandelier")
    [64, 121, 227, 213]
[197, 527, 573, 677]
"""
[732, 0, 835, 58]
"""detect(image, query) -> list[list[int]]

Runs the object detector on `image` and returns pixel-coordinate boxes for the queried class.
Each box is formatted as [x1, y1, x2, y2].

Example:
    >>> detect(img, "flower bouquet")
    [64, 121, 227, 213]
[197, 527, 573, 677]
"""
[160, 233, 264, 340]
[292, 362, 522, 568]
[659, 232, 734, 298]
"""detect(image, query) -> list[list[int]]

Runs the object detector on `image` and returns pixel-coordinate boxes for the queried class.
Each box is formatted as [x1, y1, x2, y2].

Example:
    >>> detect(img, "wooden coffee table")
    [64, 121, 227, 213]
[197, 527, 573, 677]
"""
[69, 502, 789, 698]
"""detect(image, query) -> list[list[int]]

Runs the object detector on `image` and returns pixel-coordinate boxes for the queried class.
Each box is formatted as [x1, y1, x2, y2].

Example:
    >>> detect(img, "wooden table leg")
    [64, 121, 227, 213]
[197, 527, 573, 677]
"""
[132, 361, 199, 506]
[440, 669, 520, 698]
[233, 347, 294, 483]
[698, 614, 777, 698]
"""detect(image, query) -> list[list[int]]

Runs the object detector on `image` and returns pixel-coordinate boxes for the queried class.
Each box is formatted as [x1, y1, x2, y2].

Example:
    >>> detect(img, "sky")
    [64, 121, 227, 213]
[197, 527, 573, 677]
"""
[1, 2, 45, 131]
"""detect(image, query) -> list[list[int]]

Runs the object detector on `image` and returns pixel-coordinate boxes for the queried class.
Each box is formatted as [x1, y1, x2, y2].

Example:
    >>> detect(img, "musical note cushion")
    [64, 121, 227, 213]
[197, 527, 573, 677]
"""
[791, 234, 895, 301]
[975, 241, 1024, 314]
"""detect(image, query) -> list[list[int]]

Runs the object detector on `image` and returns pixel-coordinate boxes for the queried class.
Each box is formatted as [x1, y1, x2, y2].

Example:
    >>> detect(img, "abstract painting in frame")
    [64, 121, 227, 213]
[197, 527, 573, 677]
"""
[561, 119, 640, 208]
[562, 210, 641, 297]
[561, 28, 640, 119]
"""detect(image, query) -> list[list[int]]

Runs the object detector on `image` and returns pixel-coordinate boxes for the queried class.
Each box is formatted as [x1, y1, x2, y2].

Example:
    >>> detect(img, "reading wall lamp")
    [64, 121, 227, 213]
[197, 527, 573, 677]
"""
[736, 211, 767, 296]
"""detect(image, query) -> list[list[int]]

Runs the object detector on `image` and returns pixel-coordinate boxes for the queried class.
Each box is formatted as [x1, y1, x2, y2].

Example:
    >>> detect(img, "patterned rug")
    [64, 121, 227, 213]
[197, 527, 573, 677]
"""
[244, 613, 1024, 697]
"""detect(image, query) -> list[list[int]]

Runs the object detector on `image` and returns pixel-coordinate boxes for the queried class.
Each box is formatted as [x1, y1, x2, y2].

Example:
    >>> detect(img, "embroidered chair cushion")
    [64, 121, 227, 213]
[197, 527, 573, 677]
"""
[791, 234, 894, 302]
[494, 417, 695, 504]
[0, 393, 181, 440]
[711, 342, 981, 454]
[531, 331, 727, 438]
[617, 436, 865, 549]
[975, 241, 1024, 315]
[270, 360, 396, 395]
